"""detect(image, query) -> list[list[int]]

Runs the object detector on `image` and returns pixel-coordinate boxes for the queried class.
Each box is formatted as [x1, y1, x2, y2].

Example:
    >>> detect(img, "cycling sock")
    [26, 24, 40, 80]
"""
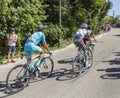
[35, 60, 41, 67]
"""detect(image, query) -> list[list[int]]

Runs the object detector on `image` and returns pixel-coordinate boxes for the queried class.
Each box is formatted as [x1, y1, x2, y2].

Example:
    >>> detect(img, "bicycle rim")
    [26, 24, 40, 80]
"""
[39, 57, 54, 79]
[87, 49, 93, 68]
[90, 44, 94, 52]
[6, 64, 29, 93]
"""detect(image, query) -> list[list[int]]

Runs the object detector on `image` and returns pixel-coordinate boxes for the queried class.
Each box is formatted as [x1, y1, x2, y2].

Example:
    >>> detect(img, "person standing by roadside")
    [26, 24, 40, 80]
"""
[6, 28, 18, 63]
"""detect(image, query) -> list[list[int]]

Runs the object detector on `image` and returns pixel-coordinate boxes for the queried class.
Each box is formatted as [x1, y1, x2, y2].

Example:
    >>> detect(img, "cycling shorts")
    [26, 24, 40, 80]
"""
[74, 38, 86, 50]
[24, 43, 42, 57]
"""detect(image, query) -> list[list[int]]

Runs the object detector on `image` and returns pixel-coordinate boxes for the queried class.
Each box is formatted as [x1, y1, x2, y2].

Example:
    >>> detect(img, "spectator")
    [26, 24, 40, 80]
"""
[6, 28, 18, 63]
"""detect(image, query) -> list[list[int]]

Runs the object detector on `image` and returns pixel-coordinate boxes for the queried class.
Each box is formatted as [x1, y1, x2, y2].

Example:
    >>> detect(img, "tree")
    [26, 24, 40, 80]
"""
[0, 0, 47, 61]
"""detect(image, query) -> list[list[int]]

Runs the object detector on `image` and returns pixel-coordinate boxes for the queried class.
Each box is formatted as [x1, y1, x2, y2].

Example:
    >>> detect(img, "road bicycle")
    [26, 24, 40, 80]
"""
[6, 52, 54, 93]
[86, 41, 95, 52]
[72, 42, 93, 73]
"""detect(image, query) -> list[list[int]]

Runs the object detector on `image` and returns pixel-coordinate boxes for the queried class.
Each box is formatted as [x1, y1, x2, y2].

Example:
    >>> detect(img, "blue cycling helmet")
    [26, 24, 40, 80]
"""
[81, 23, 88, 28]
[37, 25, 45, 31]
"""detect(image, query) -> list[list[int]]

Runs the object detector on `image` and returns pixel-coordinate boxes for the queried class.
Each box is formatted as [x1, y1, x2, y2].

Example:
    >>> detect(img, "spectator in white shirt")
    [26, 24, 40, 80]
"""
[6, 28, 18, 63]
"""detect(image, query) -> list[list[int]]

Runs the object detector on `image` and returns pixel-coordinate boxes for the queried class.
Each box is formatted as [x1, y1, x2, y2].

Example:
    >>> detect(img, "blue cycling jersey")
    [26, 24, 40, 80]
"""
[26, 32, 46, 45]
[24, 31, 46, 57]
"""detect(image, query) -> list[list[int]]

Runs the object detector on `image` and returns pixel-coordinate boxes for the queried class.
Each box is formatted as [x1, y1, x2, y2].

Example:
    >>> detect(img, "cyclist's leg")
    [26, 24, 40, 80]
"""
[24, 47, 32, 62]
[24, 44, 34, 73]
[31, 45, 44, 67]
[80, 38, 87, 60]
[80, 38, 90, 67]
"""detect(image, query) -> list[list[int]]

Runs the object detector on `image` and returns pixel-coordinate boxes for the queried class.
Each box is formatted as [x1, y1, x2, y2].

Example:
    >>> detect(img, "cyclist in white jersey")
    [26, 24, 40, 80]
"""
[74, 23, 91, 68]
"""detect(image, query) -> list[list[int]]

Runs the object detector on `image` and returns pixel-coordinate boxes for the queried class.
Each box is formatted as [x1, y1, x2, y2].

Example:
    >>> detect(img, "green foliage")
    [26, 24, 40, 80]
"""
[0, 0, 112, 64]
[0, 0, 47, 64]
[109, 16, 120, 24]
[45, 23, 70, 47]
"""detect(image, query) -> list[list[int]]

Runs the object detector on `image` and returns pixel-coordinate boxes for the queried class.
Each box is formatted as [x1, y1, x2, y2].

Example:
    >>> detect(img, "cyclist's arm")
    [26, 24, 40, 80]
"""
[91, 32, 96, 42]
[43, 42, 50, 52]
[42, 33, 50, 52]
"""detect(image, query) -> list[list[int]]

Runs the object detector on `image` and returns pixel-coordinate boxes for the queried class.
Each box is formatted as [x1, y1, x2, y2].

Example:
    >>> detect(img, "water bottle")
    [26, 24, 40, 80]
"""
[29, 63, 34, 72]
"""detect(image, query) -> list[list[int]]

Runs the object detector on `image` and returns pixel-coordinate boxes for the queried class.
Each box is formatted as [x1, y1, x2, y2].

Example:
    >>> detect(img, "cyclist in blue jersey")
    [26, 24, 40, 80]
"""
[24, 25, 51, 68]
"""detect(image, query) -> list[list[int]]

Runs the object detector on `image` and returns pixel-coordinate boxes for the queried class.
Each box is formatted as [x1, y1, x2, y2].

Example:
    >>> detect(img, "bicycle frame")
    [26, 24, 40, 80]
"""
[21, 52, 52, 65]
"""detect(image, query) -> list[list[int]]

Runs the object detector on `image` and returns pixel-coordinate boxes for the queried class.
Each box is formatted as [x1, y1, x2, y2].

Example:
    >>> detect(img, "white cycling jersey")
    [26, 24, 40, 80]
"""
[76, 29, 87, 38]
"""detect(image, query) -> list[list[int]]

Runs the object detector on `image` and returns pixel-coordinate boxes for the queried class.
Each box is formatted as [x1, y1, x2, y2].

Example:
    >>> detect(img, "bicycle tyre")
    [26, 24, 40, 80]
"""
[87, 48, 93, 68]
[90, 44, 94, 52]
[6, 64, 30, 93]
[72, 54, 83, 73]
[38, 57, 54, 79]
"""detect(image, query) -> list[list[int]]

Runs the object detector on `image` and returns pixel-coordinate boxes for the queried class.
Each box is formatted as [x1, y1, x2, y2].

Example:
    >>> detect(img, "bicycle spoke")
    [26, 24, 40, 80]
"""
[39, 57, 54, 79]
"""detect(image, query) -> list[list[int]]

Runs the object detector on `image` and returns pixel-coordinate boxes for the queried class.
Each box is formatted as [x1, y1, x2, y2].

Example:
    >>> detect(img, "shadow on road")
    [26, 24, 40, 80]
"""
[54, 68, 79, 81]
[57, 58, 73, 65]
[50, 68, 89, 82]
[97, 50, 120, 80]
[102, 58, 120, 65]
[113, 52, 120, 56]
[0, 81, 6, 92]
[97, 68, 120, 79]
[113, 34, 120, 37]
[0, 81, 15, 98]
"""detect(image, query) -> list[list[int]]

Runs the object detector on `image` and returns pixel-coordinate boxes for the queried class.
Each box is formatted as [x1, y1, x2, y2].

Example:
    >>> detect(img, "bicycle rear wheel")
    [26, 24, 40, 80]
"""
[38, 57, 54, 79]
[6, 64, 29, 93]
[72, 54, 83, 74]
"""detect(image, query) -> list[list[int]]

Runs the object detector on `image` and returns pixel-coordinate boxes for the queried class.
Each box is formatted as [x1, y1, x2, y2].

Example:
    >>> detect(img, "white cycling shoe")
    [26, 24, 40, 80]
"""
[84, 61, 91, 69]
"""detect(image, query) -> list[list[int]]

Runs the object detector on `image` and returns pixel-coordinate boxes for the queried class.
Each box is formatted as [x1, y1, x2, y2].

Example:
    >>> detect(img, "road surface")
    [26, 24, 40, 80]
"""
[0, 28, 120, 98]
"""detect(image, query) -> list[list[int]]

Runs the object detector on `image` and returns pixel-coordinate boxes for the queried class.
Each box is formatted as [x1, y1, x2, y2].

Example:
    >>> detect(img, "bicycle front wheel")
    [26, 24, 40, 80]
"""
[38, 57, 54, 79]
[6, 64, 29, 93]
[87, 48, 93, 68]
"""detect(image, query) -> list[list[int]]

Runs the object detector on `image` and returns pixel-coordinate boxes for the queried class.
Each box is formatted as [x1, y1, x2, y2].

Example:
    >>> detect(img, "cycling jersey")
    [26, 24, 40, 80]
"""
[74, 29, 88, 39]
[26, 32, 45, 45]
[24, 32, 46, 57]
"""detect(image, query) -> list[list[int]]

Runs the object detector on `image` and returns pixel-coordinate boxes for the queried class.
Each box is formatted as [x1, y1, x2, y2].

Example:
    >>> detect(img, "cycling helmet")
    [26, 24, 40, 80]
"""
[37, 25, 45, 31]
[81, 23, 88, 28]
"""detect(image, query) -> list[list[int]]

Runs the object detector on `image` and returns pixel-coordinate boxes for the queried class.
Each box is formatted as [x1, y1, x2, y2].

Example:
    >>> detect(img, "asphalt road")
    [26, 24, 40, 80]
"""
[0, 28, 120, 98]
